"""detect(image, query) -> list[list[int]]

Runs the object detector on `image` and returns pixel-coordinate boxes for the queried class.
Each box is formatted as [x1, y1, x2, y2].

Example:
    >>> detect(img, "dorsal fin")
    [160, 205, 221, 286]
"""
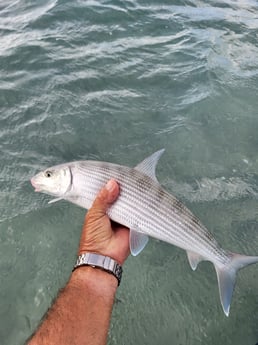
[134, 149, 165, 182]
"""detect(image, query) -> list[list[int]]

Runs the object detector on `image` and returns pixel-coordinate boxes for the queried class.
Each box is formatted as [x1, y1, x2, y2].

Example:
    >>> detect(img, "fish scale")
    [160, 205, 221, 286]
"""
[31, 149, 258, 316]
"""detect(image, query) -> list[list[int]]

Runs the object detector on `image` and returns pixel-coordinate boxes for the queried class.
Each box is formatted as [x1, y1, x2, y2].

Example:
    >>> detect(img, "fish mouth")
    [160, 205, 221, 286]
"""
[30, 178, 42, 192]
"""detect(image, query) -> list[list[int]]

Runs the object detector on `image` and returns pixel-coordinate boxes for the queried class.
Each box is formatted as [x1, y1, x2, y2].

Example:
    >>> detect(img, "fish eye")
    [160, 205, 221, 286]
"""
[45, 170, 53, 178]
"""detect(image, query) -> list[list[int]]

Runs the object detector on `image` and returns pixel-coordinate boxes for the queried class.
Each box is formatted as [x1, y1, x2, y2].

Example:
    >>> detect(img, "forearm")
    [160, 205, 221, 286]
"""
[28, 267, 118, 345]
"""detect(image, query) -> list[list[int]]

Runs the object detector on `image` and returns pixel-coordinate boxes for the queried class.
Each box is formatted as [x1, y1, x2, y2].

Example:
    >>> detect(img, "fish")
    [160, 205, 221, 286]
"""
[31, 149, 258, 316]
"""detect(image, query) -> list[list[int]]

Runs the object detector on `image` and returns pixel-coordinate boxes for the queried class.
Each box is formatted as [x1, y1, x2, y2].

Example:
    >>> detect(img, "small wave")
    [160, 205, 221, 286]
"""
[164, 176, 257, 203]
[0, 0, 57, 30]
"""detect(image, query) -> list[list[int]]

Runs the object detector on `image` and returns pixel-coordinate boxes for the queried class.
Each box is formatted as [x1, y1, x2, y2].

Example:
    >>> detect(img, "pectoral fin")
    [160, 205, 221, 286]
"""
[130, 228, 149, 256]
[48, 197, 63, 204]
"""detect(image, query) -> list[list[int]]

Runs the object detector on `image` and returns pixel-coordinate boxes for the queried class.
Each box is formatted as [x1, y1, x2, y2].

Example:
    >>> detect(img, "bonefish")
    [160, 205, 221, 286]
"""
[31, 149, 258, 315]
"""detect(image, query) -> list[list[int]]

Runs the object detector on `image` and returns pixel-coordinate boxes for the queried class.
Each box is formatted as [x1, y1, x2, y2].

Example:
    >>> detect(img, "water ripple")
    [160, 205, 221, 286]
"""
[1, 1, 258, 344]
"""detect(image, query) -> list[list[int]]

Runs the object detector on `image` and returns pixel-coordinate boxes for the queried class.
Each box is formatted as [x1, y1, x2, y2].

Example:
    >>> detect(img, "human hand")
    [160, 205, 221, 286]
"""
[78, 179, 130, 265]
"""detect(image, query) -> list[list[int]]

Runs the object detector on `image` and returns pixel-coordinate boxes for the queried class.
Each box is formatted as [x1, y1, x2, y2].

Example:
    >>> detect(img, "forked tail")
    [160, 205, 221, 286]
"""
[214, 253, 258, 316]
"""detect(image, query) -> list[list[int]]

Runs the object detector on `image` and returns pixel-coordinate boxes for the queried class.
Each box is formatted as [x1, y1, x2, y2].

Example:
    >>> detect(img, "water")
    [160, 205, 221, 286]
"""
[1, 0, 258, 343]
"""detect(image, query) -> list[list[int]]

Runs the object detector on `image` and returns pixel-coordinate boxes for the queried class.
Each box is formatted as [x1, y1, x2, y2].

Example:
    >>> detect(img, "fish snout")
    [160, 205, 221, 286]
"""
[30, 177, 41, 192]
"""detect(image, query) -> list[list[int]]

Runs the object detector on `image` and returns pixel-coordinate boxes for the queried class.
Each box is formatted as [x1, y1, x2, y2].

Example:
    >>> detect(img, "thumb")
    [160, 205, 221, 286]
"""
[90, 179, 120, 217]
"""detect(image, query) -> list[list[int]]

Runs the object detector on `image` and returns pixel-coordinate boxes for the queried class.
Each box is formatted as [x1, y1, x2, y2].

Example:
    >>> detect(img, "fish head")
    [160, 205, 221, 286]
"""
[31, 165, 72, 196]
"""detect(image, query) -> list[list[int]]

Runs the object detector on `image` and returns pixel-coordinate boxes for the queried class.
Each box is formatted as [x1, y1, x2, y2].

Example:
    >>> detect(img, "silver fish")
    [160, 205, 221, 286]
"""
[31, 149, 258, 316]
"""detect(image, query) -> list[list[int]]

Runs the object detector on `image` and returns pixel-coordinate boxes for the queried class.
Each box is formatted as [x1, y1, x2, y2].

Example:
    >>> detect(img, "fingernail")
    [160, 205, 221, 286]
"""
[106, 179, 114, 192]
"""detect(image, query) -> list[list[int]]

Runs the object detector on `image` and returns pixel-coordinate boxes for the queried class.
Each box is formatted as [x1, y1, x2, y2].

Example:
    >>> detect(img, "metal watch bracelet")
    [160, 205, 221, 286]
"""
[73, 253, 123, 286]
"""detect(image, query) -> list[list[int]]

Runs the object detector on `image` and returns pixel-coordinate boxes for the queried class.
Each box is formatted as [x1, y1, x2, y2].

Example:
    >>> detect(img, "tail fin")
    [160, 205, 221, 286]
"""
[214, 253, 258, 316]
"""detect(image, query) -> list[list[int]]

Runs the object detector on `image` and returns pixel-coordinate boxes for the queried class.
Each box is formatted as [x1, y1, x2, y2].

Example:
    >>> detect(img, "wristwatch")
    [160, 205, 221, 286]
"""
[73, 253, 123, 286]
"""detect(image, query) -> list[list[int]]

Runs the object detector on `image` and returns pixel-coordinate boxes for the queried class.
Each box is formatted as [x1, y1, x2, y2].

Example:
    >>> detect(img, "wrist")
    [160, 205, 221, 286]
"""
[70, 266, 118, 297]
[78, 250, 125, 266]
[73, 253, 123, 286]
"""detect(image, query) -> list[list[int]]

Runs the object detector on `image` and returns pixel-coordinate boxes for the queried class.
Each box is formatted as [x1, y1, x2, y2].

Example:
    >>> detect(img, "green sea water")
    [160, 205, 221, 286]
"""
[1, 0, 258, 344]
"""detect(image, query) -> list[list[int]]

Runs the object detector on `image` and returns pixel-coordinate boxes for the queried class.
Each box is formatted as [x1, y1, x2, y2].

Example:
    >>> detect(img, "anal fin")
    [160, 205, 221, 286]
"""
[187, 250, 204, 271]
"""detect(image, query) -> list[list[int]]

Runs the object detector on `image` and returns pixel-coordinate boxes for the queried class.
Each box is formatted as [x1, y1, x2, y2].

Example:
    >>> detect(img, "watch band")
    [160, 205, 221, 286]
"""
[73, 253, 123, 286]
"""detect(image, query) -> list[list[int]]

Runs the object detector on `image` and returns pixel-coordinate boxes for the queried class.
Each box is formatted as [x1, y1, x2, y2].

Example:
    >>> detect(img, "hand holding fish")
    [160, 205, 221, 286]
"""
[78, 179, 130, 265]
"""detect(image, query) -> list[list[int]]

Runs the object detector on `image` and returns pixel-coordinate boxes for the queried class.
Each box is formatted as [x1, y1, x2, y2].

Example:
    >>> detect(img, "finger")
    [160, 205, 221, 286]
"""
[89, 179, 120, 217]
